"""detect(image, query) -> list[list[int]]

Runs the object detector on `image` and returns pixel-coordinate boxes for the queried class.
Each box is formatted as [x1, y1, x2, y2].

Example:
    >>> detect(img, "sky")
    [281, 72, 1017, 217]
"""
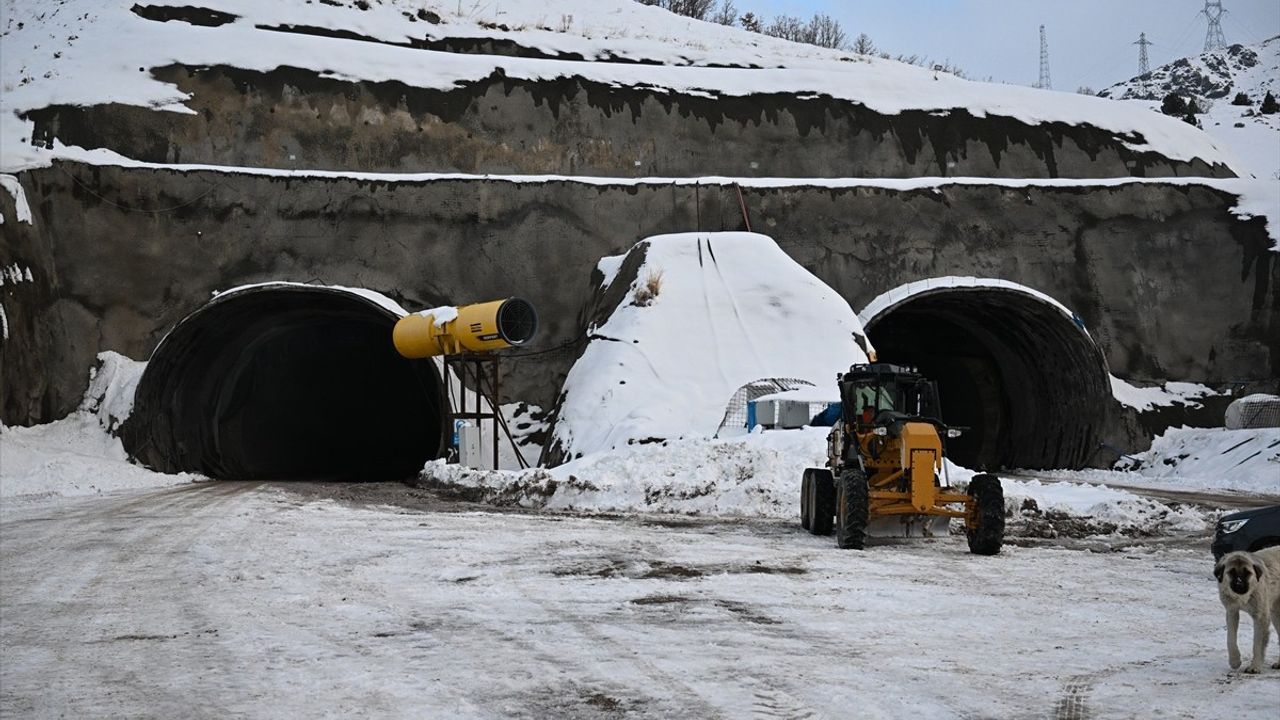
[753, 1, 1280, 90]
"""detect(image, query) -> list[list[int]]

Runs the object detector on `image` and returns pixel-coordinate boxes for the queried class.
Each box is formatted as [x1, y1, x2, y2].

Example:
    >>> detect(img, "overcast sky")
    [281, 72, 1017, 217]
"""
[753, 1, 1280, 90]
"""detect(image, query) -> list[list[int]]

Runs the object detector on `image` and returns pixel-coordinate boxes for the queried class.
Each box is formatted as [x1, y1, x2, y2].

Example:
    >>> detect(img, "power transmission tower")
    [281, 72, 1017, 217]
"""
[1134, 32, 1153, 96]
[1037, 25, 1051, 90]
[1200, 1, 1227, 52]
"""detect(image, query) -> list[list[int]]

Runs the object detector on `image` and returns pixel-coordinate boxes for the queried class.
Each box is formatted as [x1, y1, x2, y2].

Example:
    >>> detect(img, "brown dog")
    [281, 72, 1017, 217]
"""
[1214, 547, 1280, 673]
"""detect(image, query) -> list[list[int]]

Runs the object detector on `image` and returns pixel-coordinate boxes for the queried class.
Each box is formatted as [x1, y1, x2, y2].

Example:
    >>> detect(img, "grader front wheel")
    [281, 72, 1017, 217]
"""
[835, 470, 869, 550]
[966, 474, 1005, 556]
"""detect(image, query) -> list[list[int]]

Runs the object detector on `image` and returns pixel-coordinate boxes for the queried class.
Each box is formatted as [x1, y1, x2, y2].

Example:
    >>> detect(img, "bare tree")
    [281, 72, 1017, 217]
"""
[709, 0, 738, 26]
[806, 13, 846, 50]
[659, 0, 716, 20]
[763, 14, 806, 42]
[851, 32, 876, 55]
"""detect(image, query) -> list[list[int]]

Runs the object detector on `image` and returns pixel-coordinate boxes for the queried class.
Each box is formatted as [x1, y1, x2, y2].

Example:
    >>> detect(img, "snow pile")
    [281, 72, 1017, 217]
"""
[1001, 478, 1210, 538]
[0, 414, 201, 500]
[547, 427, 829, 517]
[0, 0, 1243, 174]
[548, 232, 868, 461]
[1103, 36, 1280, 179]
[1125, 426, 1280, 494]
[0, 173, 33, 224]
[1109, 375, 1222, 412]
[423, 427, 850, 517]
[80, 351, 146, 433]
[1, 351, 202, 499]
[423, 424, 1206, 538]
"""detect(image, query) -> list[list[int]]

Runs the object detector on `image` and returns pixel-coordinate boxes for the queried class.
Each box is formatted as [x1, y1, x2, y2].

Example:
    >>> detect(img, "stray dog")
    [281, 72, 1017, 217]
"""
[1214, 547, 1280, 673]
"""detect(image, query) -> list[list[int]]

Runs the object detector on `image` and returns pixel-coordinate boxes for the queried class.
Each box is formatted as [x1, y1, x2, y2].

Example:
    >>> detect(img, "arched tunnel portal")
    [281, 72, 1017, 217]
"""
[861, 281, 1111, 470]
[121, 285, 448, 481]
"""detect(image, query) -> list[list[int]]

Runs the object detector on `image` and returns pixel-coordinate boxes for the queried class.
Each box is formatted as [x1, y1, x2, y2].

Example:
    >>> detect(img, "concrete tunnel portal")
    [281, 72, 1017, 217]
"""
[122, 286, 449, 481]
[120, 279, 1111, 480]
[860, 281, 1111, 470]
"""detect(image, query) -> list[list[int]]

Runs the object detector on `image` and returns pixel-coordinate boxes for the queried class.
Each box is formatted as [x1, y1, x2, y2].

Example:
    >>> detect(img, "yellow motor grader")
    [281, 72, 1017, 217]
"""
[800, 363, 1004, 554]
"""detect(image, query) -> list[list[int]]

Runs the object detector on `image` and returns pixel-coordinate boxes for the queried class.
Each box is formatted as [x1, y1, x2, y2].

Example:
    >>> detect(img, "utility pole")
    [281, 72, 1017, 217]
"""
[1200, 1, 1227, 52]
[1037, 25, 1051, 90]
[1134, 32, 1153, 96]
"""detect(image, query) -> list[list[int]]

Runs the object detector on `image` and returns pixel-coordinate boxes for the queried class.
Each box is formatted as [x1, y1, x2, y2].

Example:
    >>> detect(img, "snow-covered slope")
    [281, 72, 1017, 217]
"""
[1103, 36, 1280, 178]
[0, 0, 1243, 174]
[0, 352, 202, 499]
[548, 232, 869, 462]
[1126, 426, 1280, 494]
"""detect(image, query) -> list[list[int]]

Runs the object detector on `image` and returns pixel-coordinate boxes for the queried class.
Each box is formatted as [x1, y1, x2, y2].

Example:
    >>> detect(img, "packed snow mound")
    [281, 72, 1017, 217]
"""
[1124, 426, 1280, 494]
[425, 427, 830, 518]
[0, 413, 203, 499]
[1103, 36, 1280, 179]
[547, 232, 868, 462]
[0, 0, 1243, 174]
[79, 351, 146, 433]
[420, 427, 1208, 537]
[1, 354, 202, 499]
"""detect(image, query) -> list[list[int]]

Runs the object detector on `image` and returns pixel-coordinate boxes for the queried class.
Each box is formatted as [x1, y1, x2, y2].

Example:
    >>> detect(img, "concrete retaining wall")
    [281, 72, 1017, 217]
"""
[2, 165, 1273, 427]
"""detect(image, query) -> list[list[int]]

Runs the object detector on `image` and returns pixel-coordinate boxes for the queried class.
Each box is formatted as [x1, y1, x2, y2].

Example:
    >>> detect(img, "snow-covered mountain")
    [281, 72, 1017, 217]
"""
[1101, 36, 1280, 179]
[1102, 36, 1279, 103]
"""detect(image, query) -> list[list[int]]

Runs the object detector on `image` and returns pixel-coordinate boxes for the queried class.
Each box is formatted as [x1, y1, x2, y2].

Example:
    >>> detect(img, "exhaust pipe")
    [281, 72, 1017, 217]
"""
[393, 298, 538, 358]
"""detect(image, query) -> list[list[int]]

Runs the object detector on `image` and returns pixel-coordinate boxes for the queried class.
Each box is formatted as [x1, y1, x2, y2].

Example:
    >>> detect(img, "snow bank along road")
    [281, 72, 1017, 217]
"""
[1, 482, 1273, 719]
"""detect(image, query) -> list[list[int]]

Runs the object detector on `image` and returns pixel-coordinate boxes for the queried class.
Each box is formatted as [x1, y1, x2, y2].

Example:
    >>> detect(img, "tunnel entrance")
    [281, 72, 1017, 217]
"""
[121, 285, 447, 481]
[861, 281, 1110, 470]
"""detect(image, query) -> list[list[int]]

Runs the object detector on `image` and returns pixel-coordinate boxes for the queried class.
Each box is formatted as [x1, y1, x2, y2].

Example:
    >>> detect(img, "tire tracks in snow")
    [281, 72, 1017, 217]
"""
[1, 481, 264, 717]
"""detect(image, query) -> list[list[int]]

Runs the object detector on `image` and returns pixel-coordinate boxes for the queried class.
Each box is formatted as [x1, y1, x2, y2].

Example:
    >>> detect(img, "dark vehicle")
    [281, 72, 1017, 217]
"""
[1212, 505, 1280, 560]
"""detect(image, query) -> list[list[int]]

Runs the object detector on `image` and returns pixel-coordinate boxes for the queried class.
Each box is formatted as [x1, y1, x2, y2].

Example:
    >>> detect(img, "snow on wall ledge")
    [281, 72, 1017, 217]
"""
[545, 232, 869, 465]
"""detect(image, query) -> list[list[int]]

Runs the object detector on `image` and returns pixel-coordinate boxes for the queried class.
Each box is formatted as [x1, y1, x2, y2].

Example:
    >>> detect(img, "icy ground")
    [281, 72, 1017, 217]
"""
[2, 481, 1277, 720]
[3, 395, 1278, 717]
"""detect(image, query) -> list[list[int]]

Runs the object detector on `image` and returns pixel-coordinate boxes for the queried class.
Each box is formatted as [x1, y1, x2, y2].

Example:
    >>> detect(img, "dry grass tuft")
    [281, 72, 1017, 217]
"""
[633, 269, 663, 307]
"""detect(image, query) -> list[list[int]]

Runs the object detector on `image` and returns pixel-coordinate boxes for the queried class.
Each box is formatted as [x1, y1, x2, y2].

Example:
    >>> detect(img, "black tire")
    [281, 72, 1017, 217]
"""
[812, 470, 835, 536]
[835, 469, 869, 550]
[967, 474, 1005, 556]
[800, 471, 813, 531]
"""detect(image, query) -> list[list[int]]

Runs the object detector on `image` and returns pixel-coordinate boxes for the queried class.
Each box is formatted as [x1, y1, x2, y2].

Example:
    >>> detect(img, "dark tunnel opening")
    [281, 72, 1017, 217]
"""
[121, 286, 447, 481]
[864, 286, 1110, 470]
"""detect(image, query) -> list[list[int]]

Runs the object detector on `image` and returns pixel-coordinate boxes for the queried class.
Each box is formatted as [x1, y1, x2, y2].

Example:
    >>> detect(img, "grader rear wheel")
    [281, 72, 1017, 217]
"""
[811, 470, 835, 536]
[966, 474, 1005, 556]
[800, 471, 814, 531]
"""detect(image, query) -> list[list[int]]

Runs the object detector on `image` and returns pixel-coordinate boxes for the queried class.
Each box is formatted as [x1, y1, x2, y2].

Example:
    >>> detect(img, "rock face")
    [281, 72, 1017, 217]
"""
[23, 63, 1235, 180]
[1103, 38, 1278, 103]
[2, 166, 1275, 431]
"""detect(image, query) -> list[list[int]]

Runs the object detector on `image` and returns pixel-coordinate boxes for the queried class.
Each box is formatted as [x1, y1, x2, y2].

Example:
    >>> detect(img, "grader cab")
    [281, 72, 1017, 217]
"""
[799, 363, 1005, 554]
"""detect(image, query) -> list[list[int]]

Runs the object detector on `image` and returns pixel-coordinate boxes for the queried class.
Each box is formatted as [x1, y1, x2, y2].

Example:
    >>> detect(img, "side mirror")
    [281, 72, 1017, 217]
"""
[946, 428, 963, 438]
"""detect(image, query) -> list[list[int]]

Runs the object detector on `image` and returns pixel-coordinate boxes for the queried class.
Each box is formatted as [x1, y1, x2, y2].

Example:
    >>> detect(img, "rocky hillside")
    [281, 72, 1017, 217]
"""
[0, 0, 1244, 178]
[1102, 35, 1280, 179]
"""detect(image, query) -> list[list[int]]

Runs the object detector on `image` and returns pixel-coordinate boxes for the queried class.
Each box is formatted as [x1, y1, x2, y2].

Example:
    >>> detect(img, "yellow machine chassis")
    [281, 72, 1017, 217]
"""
[854, 420, 978, 530]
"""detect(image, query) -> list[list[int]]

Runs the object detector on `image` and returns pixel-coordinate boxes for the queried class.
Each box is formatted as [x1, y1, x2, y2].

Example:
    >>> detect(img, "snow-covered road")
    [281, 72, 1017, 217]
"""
[1, 482, 1273, 719]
